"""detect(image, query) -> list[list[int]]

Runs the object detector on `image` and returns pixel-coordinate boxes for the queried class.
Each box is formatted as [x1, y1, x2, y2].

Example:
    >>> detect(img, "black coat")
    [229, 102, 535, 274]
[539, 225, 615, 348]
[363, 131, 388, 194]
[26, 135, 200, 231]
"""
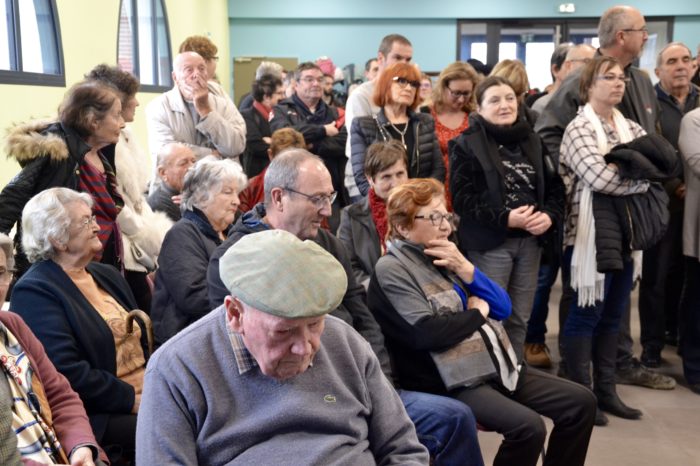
[449, 115, 564, 253]
[350, 109, 445, 196]
[240, 107, 271, 178]
[593, 134, 681, 272]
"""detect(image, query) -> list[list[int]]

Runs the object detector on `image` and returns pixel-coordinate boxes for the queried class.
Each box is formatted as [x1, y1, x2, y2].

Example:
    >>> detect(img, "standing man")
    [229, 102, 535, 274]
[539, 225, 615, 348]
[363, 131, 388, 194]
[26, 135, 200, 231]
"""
[344, 34, 414, 202]
[137, 229, 429, 465]
[270, 62, 348, 228]
[638, 42, 700, 367]
[536, 5, 675, 390]
[208, 149, 485, 466]
[146, 51, 246, 162]
[365, 58, 380, 81]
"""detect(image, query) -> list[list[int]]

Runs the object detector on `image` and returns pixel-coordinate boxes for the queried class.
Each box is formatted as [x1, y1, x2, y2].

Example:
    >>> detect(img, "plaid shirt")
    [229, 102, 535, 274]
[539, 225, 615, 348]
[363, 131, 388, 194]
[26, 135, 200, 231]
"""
[559, 109, 649, 246]
[227, 327, 258, 375]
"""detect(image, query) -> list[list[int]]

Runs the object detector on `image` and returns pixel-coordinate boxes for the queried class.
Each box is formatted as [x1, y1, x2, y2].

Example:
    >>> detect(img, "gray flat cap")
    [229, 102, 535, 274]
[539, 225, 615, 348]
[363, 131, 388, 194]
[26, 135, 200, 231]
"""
[219, 229, 347, 318]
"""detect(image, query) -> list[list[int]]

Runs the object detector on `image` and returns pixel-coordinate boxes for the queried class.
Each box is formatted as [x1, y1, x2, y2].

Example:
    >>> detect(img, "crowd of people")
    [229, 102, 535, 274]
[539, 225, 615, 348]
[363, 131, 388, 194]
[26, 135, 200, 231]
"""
[0, 3, 699, 465]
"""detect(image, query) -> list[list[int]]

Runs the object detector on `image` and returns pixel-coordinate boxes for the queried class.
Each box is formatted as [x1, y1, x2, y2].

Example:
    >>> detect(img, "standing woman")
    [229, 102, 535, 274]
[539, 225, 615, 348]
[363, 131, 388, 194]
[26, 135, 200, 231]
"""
[426, 62, 480, 209]
[0, 81, 125, 278]
[86, 64, 174, 313]
[559, 57, 651, 423]
[350, 63, 445, 197]
[450, 76, 564, 361]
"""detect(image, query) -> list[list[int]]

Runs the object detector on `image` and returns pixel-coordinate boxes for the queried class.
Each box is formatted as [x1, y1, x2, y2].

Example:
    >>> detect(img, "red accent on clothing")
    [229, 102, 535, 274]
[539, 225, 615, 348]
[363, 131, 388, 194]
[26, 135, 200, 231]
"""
[431, 108, 470, 211]
[335, 107, 346, 129]
[253, 101, 273, 122]
[369, 188, 389, 250]
[78, 160, 119, 261]
[238, 168, 266, 213]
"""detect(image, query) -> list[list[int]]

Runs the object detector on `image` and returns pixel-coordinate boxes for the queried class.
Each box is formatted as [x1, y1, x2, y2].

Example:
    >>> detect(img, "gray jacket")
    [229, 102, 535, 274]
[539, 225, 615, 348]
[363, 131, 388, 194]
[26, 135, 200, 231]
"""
[338, 198, 381, 289]
[679, 108, 700, 259]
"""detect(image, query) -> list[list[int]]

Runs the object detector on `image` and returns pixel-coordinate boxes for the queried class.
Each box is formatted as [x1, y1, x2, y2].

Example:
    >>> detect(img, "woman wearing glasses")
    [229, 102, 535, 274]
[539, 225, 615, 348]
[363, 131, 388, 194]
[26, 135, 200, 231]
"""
[423, 62, 481, 209]
[558, 56, 656, 425]
[10, 187, 150, 464]
[350, 63, 444, 197]
[450, 76, 564, 365]
[151, 156, 246, 346]
[367, 178, 595, 466]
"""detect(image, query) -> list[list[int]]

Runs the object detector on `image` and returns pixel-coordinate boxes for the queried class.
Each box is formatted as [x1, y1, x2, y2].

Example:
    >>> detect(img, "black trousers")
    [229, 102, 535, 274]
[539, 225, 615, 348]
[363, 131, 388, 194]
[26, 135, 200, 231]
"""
[639, 210, 685, 350]
[451, 367, 596, 466]
[681, 257, 700, 384]
[100, 413, 137, 466]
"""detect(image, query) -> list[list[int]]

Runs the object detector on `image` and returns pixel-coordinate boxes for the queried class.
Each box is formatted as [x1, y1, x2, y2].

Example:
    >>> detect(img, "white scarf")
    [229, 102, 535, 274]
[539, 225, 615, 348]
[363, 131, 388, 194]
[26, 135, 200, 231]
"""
[572, 104, 638, 307]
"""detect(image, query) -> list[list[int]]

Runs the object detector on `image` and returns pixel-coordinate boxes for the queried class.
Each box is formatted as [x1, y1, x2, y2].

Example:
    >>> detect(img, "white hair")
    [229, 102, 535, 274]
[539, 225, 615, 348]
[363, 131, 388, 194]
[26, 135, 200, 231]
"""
[21, 188, 94, 263]
[180, 156, 247, 212]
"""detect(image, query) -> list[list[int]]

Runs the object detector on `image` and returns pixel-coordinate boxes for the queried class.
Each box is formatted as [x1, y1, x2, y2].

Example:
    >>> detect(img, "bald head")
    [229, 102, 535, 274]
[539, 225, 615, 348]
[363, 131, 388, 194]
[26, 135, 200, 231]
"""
[562, 44, 597, 78]
[172, 52, 208, 100]
[157, 143, 197, 192]
[597, 6, 648, 66]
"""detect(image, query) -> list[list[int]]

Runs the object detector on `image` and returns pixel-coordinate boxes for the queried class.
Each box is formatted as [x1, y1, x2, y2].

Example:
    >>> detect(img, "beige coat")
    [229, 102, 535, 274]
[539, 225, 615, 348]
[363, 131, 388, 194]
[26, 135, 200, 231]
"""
[679, 107, 700, 259]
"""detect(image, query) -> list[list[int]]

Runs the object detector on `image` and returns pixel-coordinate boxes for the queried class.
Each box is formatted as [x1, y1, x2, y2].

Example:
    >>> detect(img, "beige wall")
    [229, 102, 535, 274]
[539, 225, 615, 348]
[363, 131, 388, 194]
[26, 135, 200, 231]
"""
[0, 0, 230, 189]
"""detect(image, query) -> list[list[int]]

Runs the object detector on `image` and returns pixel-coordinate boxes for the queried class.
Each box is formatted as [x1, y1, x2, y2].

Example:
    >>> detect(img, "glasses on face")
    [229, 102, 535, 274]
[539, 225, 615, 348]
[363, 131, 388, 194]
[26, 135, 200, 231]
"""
[567, 58, 592, 65]
[392, 76, 421, 90]
[621, 27, 649, 35]
[414, 211, 454, 227]
[0, 268, 15, 286]
[283, 187, 337, 207]
[75, 215, 97, 231]
[596, 74, 631, 84]
[300, 76, 324, 85]
[447, 87, 472, 100]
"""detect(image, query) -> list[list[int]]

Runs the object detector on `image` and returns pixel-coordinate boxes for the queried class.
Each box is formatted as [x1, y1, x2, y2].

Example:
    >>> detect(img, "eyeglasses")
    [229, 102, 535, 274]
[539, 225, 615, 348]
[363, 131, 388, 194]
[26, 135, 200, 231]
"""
[447, 87, 472, 100]
[283, 187, 337, 207]
[414, 212, 454, 227]
[621, 27, 648, 35]
[566, 58, 592, 65]
[75, 215, 97, 230]
[0, 268, 15, 286]
[300, 77, 324, 85]
[596, 74, 631, 84]
[392, 76, 421, 90]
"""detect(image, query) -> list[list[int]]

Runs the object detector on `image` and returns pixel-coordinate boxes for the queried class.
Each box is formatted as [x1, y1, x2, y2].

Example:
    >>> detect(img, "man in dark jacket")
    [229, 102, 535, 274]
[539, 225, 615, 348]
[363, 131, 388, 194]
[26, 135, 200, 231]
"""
[639, 42, 700, 367]
[270, 62, 348, 228]
[207, 149, 485, 466]
[535, 5, 675, 390]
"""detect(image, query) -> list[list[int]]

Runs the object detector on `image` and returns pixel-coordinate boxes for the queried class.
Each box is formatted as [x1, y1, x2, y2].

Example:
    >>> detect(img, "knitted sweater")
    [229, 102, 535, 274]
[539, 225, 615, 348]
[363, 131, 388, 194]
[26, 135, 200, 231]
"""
[136, 307, 429, 465]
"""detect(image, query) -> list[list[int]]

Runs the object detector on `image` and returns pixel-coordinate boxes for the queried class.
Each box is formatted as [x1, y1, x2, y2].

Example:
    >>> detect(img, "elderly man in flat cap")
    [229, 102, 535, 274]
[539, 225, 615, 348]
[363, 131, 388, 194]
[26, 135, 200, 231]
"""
[135, 229, 428, 465]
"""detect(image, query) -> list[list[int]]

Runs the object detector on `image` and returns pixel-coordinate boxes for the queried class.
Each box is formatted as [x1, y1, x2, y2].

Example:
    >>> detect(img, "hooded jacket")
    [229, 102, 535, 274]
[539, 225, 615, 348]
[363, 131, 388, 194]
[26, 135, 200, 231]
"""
[0, 120, 117, 276]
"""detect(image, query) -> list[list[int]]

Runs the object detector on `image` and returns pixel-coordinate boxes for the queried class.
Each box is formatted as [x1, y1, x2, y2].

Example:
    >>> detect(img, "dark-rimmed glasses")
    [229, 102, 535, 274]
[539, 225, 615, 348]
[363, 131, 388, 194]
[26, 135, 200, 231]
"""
[447, 87, 472, 100]
[392, 76, 421, 90]
[415, 212, 454, 227]
[283, 187, 337, 207]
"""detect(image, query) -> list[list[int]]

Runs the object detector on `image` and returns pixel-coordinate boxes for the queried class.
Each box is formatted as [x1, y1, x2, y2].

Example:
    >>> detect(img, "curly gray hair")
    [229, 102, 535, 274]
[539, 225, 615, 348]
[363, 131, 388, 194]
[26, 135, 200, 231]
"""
[21, 188, 94, 263]
[180, 156, 247, 212]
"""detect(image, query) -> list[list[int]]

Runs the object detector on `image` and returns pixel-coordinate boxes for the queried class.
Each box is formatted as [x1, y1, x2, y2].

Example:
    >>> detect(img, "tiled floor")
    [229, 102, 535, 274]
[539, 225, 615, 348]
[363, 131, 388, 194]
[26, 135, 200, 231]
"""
[477, 285, 700, 466]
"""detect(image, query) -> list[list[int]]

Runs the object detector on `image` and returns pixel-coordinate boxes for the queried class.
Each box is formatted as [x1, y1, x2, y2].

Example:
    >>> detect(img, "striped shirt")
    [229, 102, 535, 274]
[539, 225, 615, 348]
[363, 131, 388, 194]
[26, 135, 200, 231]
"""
[559, 109, 649, 246]
[78, 158, 121, 261]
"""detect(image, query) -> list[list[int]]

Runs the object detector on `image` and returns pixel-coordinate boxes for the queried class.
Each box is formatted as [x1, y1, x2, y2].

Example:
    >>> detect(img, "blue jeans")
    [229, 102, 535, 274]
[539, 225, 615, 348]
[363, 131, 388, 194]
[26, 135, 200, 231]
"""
[399, 389, 484, 466]
[525, 259, 560, 344]
[562, 247, 634, 337]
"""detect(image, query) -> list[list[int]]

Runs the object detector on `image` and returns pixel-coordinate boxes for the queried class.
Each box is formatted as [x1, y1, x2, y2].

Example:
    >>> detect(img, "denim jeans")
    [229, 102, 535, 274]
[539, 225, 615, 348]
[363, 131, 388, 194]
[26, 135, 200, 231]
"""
[525, 259, 560, 344]
[399, 389, 484, 466]
[561, 247, 634, 337]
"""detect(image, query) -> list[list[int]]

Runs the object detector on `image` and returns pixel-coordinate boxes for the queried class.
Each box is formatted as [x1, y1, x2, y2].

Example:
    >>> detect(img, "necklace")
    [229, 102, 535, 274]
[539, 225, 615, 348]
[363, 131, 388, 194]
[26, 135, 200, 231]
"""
[387, 121, 409, 150]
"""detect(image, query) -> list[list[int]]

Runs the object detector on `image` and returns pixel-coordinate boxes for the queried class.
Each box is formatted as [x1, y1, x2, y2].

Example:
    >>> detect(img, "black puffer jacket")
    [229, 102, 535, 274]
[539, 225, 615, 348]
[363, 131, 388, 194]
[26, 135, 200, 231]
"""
[350, 109, 445, 196]
[593, 134, 680, 272]
[0, 120, 117, 277]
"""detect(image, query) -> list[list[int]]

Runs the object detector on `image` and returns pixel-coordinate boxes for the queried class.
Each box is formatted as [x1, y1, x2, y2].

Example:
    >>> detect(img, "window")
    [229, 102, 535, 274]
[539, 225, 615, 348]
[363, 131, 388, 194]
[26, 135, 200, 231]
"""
[118, 0, 172, 92]
[0, 0, 65, 86]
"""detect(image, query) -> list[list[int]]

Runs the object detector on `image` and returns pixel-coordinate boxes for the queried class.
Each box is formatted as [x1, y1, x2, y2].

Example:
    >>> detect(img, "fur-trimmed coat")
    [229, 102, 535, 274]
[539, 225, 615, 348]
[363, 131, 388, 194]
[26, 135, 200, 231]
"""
[0, 120, 116, 276]
[115, 127, 173, 273]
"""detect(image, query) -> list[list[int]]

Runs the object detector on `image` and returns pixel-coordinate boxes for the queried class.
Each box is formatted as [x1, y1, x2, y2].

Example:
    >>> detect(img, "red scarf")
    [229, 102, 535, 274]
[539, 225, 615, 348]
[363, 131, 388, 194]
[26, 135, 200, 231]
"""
[369, 188, 389, 250]
[253, 100, 273, 121]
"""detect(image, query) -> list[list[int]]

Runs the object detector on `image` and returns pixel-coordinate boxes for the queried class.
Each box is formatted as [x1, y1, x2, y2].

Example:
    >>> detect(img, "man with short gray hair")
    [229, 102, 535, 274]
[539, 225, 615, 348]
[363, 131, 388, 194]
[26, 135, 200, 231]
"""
[146, 51, 246, 162]
[147, 142, 197, 222]
[136, 229, 429, 465]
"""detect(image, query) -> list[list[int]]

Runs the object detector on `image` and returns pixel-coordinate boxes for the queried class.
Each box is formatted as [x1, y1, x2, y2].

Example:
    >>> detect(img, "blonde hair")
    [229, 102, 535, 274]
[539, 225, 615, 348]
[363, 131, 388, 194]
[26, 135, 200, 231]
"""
[432, 61, 480, 114]
[490, 59, 529, 102]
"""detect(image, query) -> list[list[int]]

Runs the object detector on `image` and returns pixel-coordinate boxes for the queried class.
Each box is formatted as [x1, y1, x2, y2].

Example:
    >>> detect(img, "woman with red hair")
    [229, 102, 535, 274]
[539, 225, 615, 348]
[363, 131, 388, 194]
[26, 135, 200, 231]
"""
[350, 63, 444, 197]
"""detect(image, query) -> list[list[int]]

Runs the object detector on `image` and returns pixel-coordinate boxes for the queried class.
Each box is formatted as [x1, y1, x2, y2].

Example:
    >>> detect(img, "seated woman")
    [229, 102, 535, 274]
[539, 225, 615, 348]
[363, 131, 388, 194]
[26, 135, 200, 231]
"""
[0, 81, 126, 279]
[338, 140, 408, 289]
[350, 62, 444, 197]
[10, 188, 149, 464]
[151, 156, 246, 345]
[367, 178, 596, 466]
[1, 233, 107, 466]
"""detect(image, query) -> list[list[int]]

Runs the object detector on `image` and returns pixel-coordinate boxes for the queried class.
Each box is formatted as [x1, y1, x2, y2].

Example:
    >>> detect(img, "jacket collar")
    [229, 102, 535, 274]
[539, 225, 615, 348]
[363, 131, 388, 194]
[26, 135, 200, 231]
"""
[164, 87, 189, 114]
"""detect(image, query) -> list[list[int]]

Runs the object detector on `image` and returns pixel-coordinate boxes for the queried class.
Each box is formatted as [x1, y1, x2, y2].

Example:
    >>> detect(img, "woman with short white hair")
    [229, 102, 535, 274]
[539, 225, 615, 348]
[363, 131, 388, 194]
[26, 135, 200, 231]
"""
[10, 187, 149, 464]
[151, 156, 247, 345]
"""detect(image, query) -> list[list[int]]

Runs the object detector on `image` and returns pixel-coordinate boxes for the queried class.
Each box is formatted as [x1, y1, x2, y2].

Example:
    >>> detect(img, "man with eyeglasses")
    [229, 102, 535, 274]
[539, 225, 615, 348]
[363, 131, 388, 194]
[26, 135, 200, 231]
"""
[344, 34, 414, 203]
[536, 5, 677, 392]
[270, 62, 348, 230]
[637, 42, 700, 368]
[207, 149, 485, 466]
